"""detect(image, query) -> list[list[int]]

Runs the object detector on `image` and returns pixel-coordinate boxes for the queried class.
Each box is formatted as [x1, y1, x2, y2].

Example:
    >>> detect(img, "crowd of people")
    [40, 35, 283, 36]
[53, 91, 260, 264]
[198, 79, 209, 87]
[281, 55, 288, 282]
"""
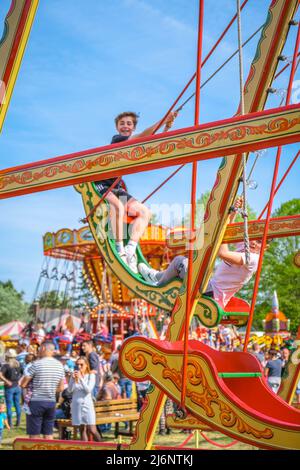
[0, 314, 299, 445]
[0, 336, 138, 443]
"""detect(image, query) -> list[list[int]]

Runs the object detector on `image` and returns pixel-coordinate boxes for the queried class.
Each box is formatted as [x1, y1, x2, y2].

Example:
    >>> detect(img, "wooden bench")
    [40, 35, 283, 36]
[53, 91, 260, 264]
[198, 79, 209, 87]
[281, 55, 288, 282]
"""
[57, 398, 139, 440]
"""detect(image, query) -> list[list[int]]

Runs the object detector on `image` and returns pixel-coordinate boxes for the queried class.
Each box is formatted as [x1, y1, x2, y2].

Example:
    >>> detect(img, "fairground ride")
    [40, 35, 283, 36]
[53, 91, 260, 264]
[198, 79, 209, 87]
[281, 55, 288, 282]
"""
[1, 0, 300, 450]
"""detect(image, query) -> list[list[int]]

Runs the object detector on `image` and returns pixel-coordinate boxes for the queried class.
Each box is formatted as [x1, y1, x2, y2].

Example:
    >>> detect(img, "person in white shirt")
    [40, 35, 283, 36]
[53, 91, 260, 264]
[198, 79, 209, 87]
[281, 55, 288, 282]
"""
[138, 198, 265, 309]
[138, 239, 261, 309]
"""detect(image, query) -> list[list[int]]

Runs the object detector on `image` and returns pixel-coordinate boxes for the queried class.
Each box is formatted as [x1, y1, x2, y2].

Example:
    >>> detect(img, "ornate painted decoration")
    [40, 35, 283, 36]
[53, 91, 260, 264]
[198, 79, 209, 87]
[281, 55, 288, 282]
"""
[77, 182, 181, 311]
[0, 104, 300, 198]
[167, 215, 300, 249]
[0, 0, 39, 132]
[121, 337, 300, 450]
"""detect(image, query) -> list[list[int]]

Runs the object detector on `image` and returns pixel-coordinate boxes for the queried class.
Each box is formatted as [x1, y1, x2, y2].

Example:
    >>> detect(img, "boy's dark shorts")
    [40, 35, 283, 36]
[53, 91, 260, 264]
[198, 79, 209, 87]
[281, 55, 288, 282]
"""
[94, 182, 134, 204]
[26, 401, 56, 436]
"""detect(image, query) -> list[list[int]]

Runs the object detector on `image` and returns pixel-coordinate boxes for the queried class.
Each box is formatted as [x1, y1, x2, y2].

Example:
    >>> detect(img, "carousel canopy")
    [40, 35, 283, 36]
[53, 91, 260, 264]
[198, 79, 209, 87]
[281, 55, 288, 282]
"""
[0, 321, 26, 337]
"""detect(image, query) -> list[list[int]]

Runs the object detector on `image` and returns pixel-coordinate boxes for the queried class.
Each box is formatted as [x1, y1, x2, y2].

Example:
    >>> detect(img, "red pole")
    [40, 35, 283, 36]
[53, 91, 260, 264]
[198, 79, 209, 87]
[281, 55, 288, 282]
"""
[180, 0, 204, 409]
[243, 21, 300, 351]
[142, 164, 185, 204]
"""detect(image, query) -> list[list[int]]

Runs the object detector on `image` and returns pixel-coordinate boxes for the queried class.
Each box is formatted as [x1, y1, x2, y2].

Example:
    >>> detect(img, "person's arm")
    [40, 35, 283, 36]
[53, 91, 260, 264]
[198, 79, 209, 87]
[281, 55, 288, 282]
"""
[264, 363, 270, 377]
[67, 375, 76, 393]
[78, 373, 95, 394]
[218, 244, 244, 266]
[4, 418, 10, 431]
[56, 378, 65, 394]
[0, 370, 12, 387]
[133, 112, 178, 138]
[89, 353, 99, 374]
[218, 197, 245, 266]
[20, 375, 32, 388]
[20, 362, 36, 388]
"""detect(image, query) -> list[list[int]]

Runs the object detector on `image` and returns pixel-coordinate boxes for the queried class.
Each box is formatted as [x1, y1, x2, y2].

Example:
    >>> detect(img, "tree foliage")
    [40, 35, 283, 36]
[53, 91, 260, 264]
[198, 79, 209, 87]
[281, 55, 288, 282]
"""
[0, 281, 29, 324]
[183, 191, 257, 227]
[37, 290, 73, 309]
[73, 272, 98, 310]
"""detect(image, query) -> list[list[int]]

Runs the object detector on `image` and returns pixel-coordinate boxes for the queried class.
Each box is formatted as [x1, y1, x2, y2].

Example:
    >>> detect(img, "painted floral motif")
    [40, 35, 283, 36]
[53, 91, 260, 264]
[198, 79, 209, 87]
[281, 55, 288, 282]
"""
[1, 113, 299, 191]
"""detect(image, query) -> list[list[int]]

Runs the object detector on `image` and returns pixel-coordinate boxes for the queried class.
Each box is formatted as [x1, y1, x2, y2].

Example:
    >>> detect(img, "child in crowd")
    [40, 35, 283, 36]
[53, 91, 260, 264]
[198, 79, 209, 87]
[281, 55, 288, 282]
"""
[53, 316, 76, 355]
[0, 403, 10, 445]
[34, 321, 46, 345]
[21, 353, 36, 415]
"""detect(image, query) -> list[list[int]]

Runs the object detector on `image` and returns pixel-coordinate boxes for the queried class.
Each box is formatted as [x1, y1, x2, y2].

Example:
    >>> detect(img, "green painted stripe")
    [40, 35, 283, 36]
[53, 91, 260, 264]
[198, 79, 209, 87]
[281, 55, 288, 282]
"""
[222, 312, 249, 316]
[218, 372, 262, 378]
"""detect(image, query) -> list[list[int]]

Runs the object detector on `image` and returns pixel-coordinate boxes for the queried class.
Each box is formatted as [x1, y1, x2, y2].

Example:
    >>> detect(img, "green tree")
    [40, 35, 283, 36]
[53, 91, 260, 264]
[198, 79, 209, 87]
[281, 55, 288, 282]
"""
[73, 272, 98, 310]
[183, 191, 257, 228]
[37, 290, 73, 309]
[183, 191, 210, 228]
[0, 281, 29, 324]
[239, 198, 300, 332]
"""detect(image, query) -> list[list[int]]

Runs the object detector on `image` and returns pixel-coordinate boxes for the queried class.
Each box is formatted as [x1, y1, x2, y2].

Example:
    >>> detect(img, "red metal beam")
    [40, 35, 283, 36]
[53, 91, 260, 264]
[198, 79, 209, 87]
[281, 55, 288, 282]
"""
[0, 103, 300, 199]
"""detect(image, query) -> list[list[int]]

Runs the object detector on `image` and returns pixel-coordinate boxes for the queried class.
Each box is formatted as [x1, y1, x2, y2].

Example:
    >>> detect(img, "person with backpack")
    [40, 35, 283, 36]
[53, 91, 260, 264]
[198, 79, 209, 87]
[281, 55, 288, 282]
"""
[264, 349, 283, 394]
[0, 349, 22, 427]
[54, 388, 73, 438]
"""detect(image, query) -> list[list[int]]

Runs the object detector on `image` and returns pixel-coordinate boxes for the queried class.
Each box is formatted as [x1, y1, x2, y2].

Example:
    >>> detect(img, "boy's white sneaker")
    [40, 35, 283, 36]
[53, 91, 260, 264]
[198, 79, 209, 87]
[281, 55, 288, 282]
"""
[138, 263, 159, 285]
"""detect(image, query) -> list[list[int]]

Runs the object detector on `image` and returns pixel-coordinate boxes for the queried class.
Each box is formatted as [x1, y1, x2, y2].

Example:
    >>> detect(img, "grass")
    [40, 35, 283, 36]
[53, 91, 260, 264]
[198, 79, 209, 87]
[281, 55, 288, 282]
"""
[0, 415, 256, 450]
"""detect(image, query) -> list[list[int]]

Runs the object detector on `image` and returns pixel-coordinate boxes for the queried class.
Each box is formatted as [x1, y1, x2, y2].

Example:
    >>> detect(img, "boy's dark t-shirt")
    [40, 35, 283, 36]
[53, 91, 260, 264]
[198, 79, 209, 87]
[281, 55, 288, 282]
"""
[95, 134, 129, 189]
[265, 358, 282, 377]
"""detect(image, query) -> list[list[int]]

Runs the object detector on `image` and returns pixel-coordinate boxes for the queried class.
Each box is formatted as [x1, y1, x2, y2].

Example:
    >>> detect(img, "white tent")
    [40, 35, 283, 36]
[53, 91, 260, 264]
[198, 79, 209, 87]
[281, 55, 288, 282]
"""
[0, 321, 26, 337]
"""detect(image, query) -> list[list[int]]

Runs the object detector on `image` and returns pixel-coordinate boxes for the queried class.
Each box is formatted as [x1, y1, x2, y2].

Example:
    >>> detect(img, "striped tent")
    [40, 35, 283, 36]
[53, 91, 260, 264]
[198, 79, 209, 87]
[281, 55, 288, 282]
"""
[0, 321, 26, 337]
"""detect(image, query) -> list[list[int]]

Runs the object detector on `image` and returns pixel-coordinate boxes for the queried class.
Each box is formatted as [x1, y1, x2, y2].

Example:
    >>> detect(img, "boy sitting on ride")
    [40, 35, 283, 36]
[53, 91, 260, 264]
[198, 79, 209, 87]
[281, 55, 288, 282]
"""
[94, 111, 177, 273]
[138, 197, 265, 309]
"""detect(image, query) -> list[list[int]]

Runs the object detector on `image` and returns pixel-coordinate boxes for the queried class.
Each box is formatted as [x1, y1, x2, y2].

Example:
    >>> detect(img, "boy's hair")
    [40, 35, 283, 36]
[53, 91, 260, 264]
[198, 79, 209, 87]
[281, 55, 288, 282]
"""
[114, 112, 139, 128]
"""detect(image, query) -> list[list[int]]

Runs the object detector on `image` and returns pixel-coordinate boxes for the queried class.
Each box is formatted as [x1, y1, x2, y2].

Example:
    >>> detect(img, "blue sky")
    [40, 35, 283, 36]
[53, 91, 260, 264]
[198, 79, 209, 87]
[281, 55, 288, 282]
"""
[0, 0, 299, 301]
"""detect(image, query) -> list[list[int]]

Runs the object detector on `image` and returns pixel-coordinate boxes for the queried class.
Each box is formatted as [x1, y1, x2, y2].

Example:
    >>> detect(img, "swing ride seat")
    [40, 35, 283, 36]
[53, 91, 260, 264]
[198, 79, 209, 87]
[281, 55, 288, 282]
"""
[74, 333, 92, 342]
[58, 339, 72, 345]
[94, 334, 113, 343]
[195, 295, 250, 328]
[79, 182, 252, 328]
[120, 337, 300, 450]
[74, 181, 182, 313]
